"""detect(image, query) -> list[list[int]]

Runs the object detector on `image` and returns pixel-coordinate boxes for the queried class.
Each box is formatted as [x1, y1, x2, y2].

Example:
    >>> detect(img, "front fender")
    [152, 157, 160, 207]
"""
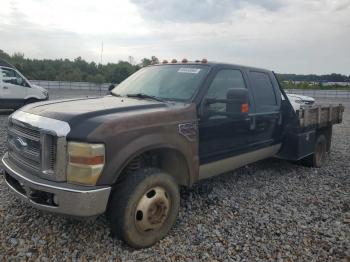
[97, 131, 199, 186]
[24, 95, 47, 101]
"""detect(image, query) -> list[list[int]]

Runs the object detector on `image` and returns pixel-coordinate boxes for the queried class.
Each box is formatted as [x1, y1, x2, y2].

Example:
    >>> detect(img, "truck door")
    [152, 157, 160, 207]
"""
[247, 70, 282, 147]
[0, 67, 28, 108]
[198, 68, 253, 164]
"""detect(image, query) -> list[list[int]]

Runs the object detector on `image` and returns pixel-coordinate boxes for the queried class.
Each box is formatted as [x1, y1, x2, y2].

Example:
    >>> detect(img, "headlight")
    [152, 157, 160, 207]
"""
[294, 99, 303, 104]
[67, 142, 105, 186]
[43, 90, 49, 97]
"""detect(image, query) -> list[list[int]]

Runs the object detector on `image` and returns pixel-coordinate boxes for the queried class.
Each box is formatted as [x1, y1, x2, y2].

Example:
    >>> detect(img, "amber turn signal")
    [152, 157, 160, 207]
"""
[70, 155, 104, 165]
[241, 103, 249, 113]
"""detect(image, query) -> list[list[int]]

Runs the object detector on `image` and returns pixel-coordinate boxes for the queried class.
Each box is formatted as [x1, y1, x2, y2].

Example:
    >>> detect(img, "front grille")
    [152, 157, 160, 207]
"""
[7, 120, 56, 177]
[10, 123, 40, 141]
[48, 139, 56, 170]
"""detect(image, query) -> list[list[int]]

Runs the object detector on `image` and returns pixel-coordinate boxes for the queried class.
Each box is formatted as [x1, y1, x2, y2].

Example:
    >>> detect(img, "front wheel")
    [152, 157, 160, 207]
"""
[108, 168, 180, 248]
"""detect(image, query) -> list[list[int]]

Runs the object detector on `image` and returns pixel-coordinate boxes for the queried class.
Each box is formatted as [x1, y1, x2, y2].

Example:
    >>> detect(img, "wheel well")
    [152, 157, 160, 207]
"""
[117, 148, 190, 186]
[25, 98, 39, 104]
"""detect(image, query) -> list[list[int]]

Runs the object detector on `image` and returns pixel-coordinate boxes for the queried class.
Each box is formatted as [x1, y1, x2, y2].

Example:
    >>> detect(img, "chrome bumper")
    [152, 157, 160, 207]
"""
[1, 153, 111, 217]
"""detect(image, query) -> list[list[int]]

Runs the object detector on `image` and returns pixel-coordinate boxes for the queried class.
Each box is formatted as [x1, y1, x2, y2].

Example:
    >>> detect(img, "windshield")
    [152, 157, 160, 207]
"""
[111, 65, 209, 101]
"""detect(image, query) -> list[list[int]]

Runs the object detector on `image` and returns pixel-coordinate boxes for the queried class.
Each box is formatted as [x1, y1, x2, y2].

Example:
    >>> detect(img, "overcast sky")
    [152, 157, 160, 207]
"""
[1, 0, 349, 74]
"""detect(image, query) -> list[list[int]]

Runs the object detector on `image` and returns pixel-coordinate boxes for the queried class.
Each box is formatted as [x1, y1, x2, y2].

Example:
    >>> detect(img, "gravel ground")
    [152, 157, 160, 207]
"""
[0, 98, 349, 261]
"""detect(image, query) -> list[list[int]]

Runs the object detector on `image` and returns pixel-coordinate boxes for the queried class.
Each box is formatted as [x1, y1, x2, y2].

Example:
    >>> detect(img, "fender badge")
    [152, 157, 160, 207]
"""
[178, 122, 197, 141]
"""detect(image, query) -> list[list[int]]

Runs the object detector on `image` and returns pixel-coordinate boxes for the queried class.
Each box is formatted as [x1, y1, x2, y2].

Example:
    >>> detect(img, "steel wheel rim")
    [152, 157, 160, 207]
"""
[134, 186, 171, 232]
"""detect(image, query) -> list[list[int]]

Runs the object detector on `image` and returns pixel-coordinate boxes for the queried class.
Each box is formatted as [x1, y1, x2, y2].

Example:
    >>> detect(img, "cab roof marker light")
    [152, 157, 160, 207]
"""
[201, 58, 208, 64]
[162, 60, 168, 64]
[171, 59, 177, 63]
[182, 58, 188, 63]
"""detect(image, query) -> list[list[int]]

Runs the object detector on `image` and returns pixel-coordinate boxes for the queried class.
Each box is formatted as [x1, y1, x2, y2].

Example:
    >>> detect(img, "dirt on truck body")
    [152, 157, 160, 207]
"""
[1, 61, 344, 248]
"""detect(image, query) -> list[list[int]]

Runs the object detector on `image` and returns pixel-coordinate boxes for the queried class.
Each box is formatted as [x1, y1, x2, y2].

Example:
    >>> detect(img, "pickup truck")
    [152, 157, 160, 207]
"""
[1, 61, 344, 248]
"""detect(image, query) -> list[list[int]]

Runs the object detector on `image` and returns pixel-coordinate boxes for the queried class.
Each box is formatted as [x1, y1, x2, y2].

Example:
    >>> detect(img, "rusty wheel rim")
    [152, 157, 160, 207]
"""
[135, 187, 170, 232]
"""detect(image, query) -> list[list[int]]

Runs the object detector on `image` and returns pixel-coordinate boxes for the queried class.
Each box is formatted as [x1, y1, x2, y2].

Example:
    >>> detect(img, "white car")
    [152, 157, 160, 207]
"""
[0, 59, 49, 110]
[287, 93, 315, 111]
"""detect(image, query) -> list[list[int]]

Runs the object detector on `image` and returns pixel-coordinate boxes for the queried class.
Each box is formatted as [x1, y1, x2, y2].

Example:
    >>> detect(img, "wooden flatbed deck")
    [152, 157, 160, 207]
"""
[297, 104, 344, 128]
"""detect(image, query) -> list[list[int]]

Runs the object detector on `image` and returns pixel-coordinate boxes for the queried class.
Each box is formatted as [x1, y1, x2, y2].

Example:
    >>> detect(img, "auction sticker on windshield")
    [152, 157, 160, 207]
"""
[178, 68, 201, 74]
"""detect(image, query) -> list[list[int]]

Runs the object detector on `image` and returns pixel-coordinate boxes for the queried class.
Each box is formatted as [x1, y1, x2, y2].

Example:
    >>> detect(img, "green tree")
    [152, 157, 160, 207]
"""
[140, 58, 152, 67]
[0, 49, 11, 61]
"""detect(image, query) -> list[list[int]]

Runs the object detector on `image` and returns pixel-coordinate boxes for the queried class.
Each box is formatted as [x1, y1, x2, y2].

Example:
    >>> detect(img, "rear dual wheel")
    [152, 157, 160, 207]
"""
[109, 168, 180, 248]
[302, 134, 327, 167]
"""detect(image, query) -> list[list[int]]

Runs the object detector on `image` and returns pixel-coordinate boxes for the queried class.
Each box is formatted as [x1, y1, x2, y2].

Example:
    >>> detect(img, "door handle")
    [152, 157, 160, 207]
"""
[249, 115, 256, 130]
[3, 86, 9, 89]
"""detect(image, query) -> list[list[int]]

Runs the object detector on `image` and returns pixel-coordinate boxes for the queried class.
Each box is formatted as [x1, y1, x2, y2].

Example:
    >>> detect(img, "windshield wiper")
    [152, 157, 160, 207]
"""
[126, 93, 164, 102]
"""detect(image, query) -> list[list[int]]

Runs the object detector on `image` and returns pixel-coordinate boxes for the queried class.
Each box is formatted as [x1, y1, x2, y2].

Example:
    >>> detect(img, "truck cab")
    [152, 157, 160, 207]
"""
[0, 59, 49, 109]
[1, 61, 343, 248]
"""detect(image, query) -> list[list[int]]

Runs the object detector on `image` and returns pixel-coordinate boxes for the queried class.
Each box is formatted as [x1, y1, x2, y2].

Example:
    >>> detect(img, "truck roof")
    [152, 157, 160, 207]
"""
[151, 61, 272, 73]
[0, 59, 16, 69]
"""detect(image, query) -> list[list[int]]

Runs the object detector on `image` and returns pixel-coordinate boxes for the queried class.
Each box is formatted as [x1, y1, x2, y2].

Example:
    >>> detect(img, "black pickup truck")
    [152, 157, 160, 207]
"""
[1, 61, 344, 248]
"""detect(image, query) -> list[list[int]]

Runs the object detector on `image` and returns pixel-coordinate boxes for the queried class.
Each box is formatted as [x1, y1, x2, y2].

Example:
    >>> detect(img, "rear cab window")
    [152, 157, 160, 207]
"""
[249, 71, 280, 112]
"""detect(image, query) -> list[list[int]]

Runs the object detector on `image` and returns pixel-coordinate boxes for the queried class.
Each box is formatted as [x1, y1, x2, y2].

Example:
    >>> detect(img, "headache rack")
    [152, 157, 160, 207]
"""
[297, 104, 344, 128]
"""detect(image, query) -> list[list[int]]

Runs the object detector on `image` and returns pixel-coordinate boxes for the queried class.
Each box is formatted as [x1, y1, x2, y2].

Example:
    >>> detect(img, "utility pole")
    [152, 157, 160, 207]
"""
[100, 41, 104, 65]
[128, 56, 134, 65]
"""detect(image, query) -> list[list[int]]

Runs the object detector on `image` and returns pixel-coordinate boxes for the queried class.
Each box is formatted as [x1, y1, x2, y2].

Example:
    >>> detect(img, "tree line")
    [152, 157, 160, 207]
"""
[1, 50, 349, 84]
[0, 50, 157, 84]
[277, 73, 350, 83]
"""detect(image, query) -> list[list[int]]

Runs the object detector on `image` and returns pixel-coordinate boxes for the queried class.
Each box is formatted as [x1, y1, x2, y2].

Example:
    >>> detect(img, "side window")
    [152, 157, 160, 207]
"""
[1, 68, 27, 87]
[206, 69, 246, 99]
[205, 69, 246, 114]
[250, 71, 277, 110]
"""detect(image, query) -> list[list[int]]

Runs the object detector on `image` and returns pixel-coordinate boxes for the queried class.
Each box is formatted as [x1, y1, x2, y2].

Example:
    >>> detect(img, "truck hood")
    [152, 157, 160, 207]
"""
[31, 84, 47, 93]
[287, 93, 315, 102]
[21, 95, 167, 123]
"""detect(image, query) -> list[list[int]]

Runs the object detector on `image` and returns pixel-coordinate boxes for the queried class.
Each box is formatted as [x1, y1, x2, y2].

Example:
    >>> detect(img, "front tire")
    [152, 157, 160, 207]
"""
[109, 168, 180, 248]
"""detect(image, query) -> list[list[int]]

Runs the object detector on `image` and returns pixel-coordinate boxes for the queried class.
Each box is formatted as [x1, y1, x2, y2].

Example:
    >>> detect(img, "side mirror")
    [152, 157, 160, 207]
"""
[225, 88, 249, 116]
[108, 84, 115, 92]
[202, 88, 249, 119]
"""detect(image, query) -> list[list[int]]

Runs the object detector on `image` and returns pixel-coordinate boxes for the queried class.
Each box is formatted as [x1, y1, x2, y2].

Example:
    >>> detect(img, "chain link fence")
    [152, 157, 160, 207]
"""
[30, 80, 111, 99]
[30, 80, 111, 91]
[285, 89, 350, 99]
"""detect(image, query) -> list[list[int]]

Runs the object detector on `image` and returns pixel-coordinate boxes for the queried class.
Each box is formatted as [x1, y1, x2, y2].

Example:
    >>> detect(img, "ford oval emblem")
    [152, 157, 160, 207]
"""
[15, 137, 28, 148]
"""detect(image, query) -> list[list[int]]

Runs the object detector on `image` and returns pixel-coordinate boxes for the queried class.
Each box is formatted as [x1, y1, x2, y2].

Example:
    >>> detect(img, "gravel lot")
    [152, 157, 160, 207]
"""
[0, 98, 349, 261]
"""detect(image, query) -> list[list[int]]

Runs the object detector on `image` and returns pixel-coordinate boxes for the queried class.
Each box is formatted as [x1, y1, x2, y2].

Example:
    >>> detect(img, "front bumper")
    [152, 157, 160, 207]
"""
[41, 95, 49, 101]
[1, 153, 111, 217]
